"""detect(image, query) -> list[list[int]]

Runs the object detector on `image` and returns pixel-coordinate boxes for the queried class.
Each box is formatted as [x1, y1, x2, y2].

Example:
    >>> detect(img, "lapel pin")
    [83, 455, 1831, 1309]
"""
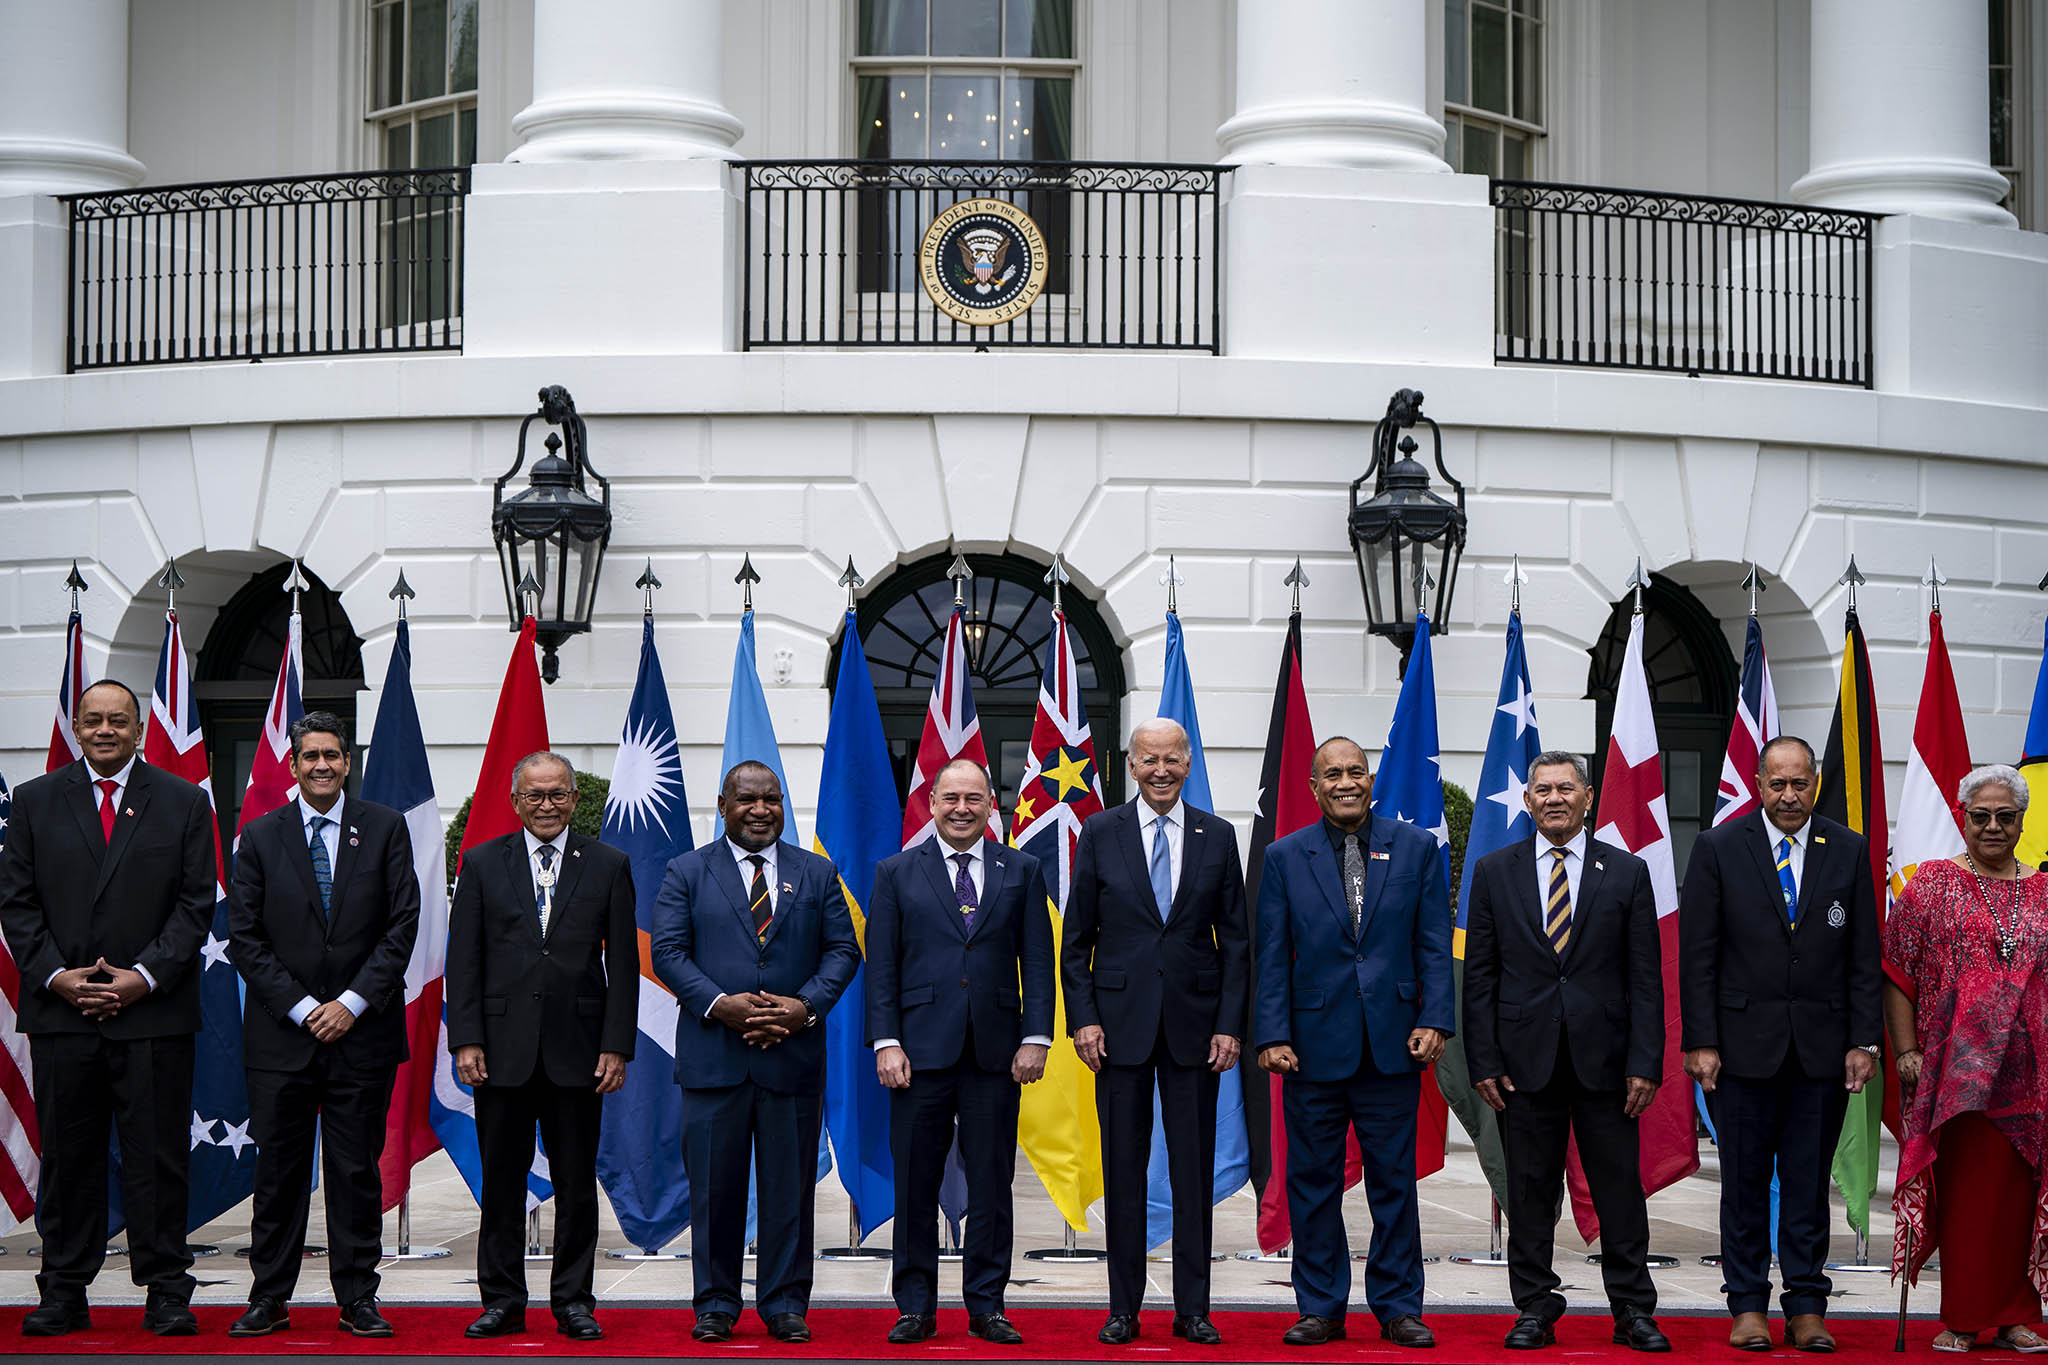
[349, 837, 359, 847]
[1370, 850, 1391, 861]
[1815, 835, 1827, 845]
[125, 808, 135, 817]
[782, 882, 795, 895]
[1595, 861, 1605, 871]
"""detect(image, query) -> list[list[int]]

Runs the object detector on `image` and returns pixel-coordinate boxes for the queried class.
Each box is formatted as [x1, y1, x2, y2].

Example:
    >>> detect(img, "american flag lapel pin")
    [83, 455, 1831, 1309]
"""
[1595, 861, 1605, 871]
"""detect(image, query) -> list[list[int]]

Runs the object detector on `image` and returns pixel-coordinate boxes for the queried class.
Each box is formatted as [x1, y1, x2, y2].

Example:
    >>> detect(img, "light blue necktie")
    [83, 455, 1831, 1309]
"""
[1149, 814, 1173, 921]
[308, 816, 333, 915]
[1776, 836, 1798, 926]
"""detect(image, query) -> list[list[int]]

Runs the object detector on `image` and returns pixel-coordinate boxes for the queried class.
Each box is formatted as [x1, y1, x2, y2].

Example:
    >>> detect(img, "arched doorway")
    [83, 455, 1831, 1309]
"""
[1586, 574, 1738, 881]
[838, 551, 1128, 819]
[197, 562, 365, 835]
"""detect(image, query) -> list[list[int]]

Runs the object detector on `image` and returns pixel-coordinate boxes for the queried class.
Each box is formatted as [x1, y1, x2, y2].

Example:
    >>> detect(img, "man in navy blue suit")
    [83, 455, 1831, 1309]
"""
[865, 758, 1054, 1346]
[650, 762, 861, 1345]
[1253, 737, 1452, 1349]
[1064, 718, 1248, 1346]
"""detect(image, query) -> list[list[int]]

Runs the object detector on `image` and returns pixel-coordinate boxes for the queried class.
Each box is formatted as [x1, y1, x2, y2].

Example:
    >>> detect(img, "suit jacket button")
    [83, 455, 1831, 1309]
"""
[1559, 975, 1567, 984]
[541, 948, 549, 957]
[960, 978, 969, 987]
[965, 942, 974, 951]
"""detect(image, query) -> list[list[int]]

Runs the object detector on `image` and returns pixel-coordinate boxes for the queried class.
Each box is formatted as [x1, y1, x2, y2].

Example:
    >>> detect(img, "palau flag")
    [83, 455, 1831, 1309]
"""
[1143, 609, 1250, 1251]
[596, 617, 696, 1252]
[814, 610, 902, 1242]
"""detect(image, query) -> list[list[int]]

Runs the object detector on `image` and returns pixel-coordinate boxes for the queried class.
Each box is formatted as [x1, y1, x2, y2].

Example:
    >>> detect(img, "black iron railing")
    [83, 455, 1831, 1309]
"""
[736, 159, 1228, 351]
[1491, 180, 1876, 387]
[62, 168, 469, 372]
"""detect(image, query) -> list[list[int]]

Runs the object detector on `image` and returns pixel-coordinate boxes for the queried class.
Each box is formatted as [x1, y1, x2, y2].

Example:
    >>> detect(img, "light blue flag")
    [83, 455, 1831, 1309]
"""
[717, 608, 800, 843]
[1142, 610, 1251, 1250]
[814, 611, 903, 1240]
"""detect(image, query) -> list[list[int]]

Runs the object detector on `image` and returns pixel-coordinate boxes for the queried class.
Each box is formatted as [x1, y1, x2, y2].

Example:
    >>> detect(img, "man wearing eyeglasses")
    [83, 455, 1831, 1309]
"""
[1679, 736, 1882, 1354]
[446, 752, 639, 1343]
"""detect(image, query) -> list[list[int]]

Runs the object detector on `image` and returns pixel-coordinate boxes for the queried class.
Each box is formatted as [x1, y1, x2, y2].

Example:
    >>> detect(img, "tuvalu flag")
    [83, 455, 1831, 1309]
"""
[2016, 609, 2047, 872]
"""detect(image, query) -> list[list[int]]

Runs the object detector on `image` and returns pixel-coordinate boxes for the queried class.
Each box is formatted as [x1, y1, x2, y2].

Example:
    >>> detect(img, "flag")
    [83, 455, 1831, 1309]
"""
[1143, 609, 1250, 1251]
[1568, 608, 1698, 1241]
[237, 612, 304, 839]
[1713, 615, 1780, 827]
[434, 617, 555, 1209]
[1245, 612, 1332, 1255]
[1889, 610, 1970, 900]
[814, 612, 902, 1241]
[717, 609, 800, 843]
[0, 766, 38, 1234]
[595, 618, 695, 1250]
[1446, 610, 1542, 1210]
[2019, 612, 2048, 872]
[1011, 606, 1107, 1233]
[1815, 605, 1896, 1236]
[146, 608, 256, 1230]
[361, 619, 452, 1210]
[45, 606, 88, 773]
[904, 606, 1001, 848]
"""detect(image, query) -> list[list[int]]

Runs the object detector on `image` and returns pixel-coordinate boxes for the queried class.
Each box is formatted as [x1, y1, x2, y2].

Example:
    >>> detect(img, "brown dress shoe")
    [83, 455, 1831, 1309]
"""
[1786, 1314, 1836, 1353]
[1729, 1312, 1772, 1351]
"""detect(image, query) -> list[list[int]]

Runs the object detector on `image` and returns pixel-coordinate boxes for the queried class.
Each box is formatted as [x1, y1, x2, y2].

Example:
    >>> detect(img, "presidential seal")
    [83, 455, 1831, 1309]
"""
[918, 197, 1048, 326]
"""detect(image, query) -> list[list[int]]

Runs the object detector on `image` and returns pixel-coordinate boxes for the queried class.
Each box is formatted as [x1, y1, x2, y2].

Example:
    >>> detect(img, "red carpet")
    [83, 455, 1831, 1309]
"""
[0, 1306, 1952, 1360]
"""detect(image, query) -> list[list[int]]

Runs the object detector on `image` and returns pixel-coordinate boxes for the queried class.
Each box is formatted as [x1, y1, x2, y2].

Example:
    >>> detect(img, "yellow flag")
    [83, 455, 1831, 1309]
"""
[1014, 897, 1104, 1231]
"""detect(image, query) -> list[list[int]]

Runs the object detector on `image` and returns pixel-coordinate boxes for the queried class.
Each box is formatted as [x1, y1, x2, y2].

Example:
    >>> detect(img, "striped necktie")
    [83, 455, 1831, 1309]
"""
[1546, 846, 1572, 954]
[309, 816, 334, 914]
[1776, 836, 1798, 925]
[747, 855, 772, 940]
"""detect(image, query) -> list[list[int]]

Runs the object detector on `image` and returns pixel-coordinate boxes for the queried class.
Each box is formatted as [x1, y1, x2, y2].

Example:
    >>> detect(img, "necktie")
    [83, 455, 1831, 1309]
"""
[1149, 815, 1174, 921]
[746, 854, 771, 941]
[1776, 836, 1798, 925]
[1343, 833, 1365, 937]
[309, 816, 334, 914]
[535, 843, 557, 935]
[954, 852, 979, 935]
[96, 778, 118, 844]
[1546, 846, 1572, 953]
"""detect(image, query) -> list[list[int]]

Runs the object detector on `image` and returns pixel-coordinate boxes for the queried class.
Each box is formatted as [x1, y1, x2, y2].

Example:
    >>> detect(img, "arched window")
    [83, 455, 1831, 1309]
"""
[838, 550, 1127, 817]
[1586, 574, 1737, 879]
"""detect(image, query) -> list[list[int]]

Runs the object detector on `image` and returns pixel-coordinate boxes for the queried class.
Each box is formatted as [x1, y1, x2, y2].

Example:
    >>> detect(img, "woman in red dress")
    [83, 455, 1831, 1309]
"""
[1884, 764, 2048, 1354]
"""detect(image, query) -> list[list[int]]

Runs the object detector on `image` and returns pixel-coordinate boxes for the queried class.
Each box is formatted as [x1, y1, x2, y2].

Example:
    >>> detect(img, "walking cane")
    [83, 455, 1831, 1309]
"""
[1894, 1225, 1911, 1353]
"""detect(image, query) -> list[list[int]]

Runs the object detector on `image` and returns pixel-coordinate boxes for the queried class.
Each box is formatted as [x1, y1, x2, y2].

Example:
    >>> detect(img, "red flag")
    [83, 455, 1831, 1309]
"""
[461, 618, 551, 862]
[45, 608, 88, 774]
[900, 606, 999, 850]
[237, 612, 304, 839]
[1568, 610, 1698, 1241]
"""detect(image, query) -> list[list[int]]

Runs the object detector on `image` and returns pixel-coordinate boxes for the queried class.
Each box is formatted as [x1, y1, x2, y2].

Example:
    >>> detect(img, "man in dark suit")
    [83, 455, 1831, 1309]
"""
[0, 679, 215, 1337]
[446, 751, 638, 1342]
[650, 760, 861, 1345]
[1464, 750, 1669, 1353]
[1064, 717, 1248, 1346]
[1681, 735, 1881, 1353]
[866, 757, 1053, 1346]
[226, 711, 421, 1339]
[1252, 736, 1450, 1349]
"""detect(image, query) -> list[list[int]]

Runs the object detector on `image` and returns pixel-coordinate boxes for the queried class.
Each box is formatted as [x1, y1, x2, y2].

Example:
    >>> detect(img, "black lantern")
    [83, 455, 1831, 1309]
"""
[1347, 388, 1467, 673]
[492, 385, 611, 683]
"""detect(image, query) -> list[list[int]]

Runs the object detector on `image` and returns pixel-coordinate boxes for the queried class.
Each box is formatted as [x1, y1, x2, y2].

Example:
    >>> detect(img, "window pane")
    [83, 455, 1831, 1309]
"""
[1503, 129, 1526, 178]
[1513, 15, 1541, 123]
[860, 74, 929, 157]
[860, 0, 927, 54]
[383, 120, 412, 170]
[1005, 0, 1072, 58]
[419, 111, 454, 167]
[932, 0, 1001, 56]
[372, 1, 404, 110]
[1444, 0, 1468, 106]
[459, 106, 477, 164]
[1991, 67, 2013, 166]
[1463, 123, 1496, 177]
[1472, 3, 1507, 114]
[931, 74, 1000, 158]
[450, 0, 478, 92]
[409, 0, 448, 101]
[1443, 113, 1463, 170]
[1008, 75, 1071, 159]
[1988, 0, 2010, 65]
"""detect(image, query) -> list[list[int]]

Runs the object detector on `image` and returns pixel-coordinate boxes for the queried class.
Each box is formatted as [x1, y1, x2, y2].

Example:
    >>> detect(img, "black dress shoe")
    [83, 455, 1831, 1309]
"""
[144, 1292, 199, 1337]
[1284, 1315, 1347, 1345]
[230, 1296, 292, 1337]
[1505, 1314, 1556, 1349]
[1613, 1312, 1671, 1353]
[1380, 1315, 1436, 1349]
[1099, 1314, 1141, 1345]
[692, 1311, 736, 1343]
[21, 1302, 91, 1337]
[1174, 1314, 1223, 1345]
[339, 1297, 393, 1338]
[556, 1307, 604, 1341]
[767, 1312, 811, 1343]
[888, 1313, 937, 1343]
[466, 1306, 526, 1338]
[970, 1313, 1024, 1345]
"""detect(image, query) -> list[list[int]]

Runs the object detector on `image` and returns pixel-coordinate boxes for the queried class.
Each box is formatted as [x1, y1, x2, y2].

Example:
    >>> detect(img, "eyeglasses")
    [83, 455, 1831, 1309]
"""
[516, 790, 576, 807]
[1965, 807, 2022, 829]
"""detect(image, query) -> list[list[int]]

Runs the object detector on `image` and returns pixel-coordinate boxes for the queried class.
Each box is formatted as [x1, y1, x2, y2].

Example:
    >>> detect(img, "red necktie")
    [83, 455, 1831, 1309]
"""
[97, 778, 118, 844]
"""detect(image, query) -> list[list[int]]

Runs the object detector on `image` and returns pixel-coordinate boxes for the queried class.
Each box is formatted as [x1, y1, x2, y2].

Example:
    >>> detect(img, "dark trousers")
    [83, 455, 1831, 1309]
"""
[30, 1032, 195, 1305]
[1709, 1060, 1849, 1317]
[245, 1054, 396, 1306]
[1282, 1060, 1424, 1325]
[1097, 1038, 1219, 1316]
[1500, 1046, 1655, 1321]
[889, 1047, 1019, 1316]
[681, 1080, 822, 1319]
[474, 1073, 603, 1316]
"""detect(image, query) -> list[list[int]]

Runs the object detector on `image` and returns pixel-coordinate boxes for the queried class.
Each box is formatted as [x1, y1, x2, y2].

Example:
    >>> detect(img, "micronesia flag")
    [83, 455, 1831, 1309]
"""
[596, 617, 696, 1252]
[1143, 608, 1250, 1250]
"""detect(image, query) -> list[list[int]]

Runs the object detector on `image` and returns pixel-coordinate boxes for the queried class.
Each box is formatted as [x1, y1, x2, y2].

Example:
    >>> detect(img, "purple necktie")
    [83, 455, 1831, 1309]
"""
[954, 851, 978, 935]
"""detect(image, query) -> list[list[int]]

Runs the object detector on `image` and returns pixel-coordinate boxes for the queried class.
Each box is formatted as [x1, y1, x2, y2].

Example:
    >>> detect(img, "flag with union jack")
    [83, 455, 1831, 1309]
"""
[902, 606, 1001, 848]
[45, 606, 88, 774]
[1010, 605, 1107, 1231]
[0, 764, 36, 1234]
[1712, 613, 1779, 828]
[238, 610, 305, 840]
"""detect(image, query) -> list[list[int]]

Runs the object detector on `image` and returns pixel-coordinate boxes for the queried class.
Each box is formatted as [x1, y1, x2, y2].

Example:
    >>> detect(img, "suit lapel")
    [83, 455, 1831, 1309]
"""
[92, 764, 155, 904]
[1793, 822, 1830, 936]
[1305, 826, 1354, 940]
[971, 844, 1012, 941]
[501, 834, 543, 945]
[1116, 806, 1158, 919]
[1356, 818, 1395, 940]
[707, 841, 759, 939]
[1743, 812, 1795, 938]
[759, 841, 803, 948]
[545, 832, 589, 941]
[1166, 813, 1205, 925]
[64, 764, 107, 875]
[1563, 840, 1610, 966]
[1502, 840, 1546, 955]
[322, 805, 362, 934]
[274, 803, 326, 934]
[919, 839, 970, 940]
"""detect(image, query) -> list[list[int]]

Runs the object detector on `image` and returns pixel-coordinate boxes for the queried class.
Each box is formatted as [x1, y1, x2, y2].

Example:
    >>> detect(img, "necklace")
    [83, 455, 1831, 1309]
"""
[1964, 852, 2023, 964]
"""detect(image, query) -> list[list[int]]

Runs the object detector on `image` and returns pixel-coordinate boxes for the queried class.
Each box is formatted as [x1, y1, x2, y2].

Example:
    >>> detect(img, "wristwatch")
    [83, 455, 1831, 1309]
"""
[1856, 1044, 1881, 1056]
[798, 995, 818, 1029]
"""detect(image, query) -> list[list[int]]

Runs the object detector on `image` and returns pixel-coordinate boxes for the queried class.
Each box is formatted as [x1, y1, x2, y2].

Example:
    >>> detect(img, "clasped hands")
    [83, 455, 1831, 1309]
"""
[50, 959, 148, 1019]
[709, 991, 809, 1048]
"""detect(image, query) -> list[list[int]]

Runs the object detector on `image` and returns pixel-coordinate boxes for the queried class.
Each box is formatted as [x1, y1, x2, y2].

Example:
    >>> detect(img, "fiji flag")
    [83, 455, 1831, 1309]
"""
[596, 619, 695, 1252]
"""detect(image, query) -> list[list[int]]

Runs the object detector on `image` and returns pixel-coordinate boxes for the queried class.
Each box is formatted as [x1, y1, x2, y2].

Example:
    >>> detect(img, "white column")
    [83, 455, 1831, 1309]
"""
[1216, 0, 1447, 173]
[1792, 0, 2014, 227]
[0, 0, 143, 195]
[509, 0, 741, 162]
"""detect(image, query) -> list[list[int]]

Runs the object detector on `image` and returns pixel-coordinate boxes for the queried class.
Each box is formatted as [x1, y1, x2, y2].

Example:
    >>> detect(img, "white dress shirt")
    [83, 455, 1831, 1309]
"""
[1135, 797, 1186, 900]
[1533, 828, 1589, 929]
[52, 757, 158, 993]
[704, 838, 780, 1019]
[1764, 819, 1810, 904]
[874, 838, 1052, 1052]
[287, 792, 369, 1025]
